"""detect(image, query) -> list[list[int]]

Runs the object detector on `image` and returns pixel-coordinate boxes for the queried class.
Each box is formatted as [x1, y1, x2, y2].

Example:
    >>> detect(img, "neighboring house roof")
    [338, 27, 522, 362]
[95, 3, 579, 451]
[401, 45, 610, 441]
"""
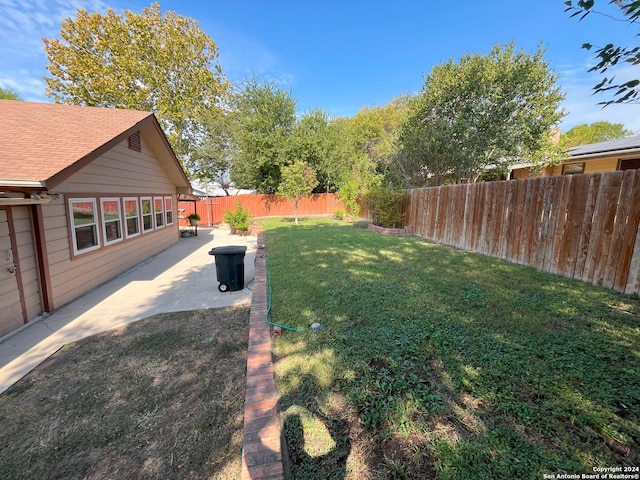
[190, 180, 255, 198]
[0, 100, 191, 192]
[567, 134, 640, 159]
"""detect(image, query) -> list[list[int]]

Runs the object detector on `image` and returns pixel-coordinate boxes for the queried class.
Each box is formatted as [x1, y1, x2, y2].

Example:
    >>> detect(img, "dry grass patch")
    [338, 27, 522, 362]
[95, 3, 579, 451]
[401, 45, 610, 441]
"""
[0, 307, 249, 480]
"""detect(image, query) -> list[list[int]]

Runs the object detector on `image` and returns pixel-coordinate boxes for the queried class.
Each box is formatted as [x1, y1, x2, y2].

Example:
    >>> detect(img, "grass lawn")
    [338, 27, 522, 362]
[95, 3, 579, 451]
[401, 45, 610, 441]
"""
[0, 307, 249, 480]
[263, 218, 640, 480]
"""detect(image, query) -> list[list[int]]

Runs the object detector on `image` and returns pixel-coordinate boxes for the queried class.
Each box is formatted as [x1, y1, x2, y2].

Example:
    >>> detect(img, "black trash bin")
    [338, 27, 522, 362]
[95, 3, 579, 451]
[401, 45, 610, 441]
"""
[208, 246, 247, 292]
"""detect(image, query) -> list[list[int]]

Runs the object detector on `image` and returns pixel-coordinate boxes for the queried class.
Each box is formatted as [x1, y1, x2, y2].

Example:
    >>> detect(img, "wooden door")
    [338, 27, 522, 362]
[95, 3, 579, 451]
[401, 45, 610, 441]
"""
[0, 208, 25, 336]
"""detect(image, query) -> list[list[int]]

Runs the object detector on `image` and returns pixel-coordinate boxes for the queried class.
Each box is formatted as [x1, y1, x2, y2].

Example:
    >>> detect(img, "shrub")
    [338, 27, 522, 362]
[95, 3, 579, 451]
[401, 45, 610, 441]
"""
[361, 188, 405, 228]
[223, 200, 250, 233]
[337, 180, 360, 217]
[334, 210, 346, 220]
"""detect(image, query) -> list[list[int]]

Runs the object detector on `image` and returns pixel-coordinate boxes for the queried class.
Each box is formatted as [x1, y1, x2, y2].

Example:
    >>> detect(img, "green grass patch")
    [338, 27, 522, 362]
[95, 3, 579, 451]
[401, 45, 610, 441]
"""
[263, 218, 640, 479]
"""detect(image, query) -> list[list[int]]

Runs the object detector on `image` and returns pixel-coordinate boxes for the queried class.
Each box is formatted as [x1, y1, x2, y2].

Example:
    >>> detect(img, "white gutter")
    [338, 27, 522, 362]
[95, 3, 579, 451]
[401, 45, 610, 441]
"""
[0, 179, 46, 188]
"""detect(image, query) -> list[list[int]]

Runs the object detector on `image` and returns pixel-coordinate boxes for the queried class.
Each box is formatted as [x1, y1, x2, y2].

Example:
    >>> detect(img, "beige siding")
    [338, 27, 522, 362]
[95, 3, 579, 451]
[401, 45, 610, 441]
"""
[12, 206, 42, 320]
[0, 209, 23, 336]
[551, 157, 619, 176]
[59, 137, 176, 194]
[41, 133, 181, 310]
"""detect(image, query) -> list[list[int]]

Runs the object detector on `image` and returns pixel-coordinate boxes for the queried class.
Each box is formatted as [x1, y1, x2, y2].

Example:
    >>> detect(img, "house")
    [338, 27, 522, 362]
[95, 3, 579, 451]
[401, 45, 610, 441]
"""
[0, 100, 191, 337]
[509, 135, 640, 179]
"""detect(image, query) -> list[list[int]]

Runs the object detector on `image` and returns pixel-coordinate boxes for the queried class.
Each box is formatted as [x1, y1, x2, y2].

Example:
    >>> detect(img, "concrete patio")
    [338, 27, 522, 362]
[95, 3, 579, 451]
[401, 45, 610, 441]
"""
[0, 226, 257, 394]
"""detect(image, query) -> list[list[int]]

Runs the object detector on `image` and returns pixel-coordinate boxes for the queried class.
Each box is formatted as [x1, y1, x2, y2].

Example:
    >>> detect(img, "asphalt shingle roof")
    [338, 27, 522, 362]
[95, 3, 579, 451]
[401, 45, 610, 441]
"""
[0, 100, 152, 183]
[568, 135, 640, 157]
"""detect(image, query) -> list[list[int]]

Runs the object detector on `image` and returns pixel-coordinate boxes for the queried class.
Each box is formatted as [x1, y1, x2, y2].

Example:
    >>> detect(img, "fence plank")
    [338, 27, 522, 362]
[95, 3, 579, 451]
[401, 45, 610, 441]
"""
[592, 171, 624, 286]
[616, 171, 640, 292]
[605, 169, 637, 290]
[574, 174, 601, 281]
[549, 176, 572, 275]
[558, 174, 589, 278]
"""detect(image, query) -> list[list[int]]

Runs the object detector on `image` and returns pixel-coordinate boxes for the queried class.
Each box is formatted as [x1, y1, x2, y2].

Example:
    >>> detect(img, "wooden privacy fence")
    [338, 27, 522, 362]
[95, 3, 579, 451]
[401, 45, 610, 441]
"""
[178, 193, 345, 227]
[404, 170, 640, 295]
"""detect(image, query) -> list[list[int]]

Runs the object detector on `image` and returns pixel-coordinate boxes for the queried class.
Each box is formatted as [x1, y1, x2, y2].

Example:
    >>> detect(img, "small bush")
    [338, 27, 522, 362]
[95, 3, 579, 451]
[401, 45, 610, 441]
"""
[361, 187, 405, 228]
[223, 200, 250, 233]
[334, 210, 346, 220]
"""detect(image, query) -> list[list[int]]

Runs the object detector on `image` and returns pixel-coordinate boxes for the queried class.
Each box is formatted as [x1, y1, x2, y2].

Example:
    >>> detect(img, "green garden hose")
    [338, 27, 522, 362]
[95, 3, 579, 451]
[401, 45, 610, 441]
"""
[264, 255, 300, 332]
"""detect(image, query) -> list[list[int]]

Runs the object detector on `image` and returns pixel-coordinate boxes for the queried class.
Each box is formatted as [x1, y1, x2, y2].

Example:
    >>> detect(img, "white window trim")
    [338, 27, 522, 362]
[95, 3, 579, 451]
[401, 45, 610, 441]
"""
[123, 197, 141, 239]
[141, 197, 154, 232]
[154, 196, 165, 229]
[164, 196, 174, 225]
[100, 197, 123, 246]
[69, 198, 101, 255]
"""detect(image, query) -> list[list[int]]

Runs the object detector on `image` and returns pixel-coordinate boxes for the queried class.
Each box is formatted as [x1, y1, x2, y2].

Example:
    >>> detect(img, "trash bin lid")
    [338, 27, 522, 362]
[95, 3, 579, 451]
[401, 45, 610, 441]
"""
[209, 245, 247, 255]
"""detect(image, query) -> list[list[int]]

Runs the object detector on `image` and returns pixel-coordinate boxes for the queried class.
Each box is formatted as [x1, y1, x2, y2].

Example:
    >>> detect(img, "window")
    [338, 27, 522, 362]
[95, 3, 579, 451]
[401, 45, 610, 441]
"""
[154, 197, 165, 228]
[619, 158, 640, 171]
[100, 198, 123, 245]
[123, 197, 140, 238]
[562, 163, 585, 175]
[164, 196, 174, 225]
[70, 199, 100, 254]
[141, 197, 153, 232]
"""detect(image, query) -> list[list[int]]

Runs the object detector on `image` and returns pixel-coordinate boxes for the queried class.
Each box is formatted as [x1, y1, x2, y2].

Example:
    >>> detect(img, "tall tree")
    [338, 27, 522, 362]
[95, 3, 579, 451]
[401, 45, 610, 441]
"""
[0, 87, 22, 100]
[565, 0, 640, 105]
[278, 161, 318, 225]
[398, 43, 566, 186]
[43, 2, 229, 160]
[286, 109, 343, 193]
[347, 97, 410, 177]
[561, 121, 634, 147]
[231, 78, 296, 193]
[186, 104, 239, 193]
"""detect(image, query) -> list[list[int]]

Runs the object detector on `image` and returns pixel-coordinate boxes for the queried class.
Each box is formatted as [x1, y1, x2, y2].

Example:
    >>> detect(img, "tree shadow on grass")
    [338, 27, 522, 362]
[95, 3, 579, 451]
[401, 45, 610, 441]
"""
[266, 220, 640, 479]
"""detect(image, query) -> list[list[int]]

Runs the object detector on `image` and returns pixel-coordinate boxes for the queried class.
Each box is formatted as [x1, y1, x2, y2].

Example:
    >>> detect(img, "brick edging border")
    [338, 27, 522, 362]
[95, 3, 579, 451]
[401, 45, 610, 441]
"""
[367, 223, 414, 236]
[241, 227, 285, 480]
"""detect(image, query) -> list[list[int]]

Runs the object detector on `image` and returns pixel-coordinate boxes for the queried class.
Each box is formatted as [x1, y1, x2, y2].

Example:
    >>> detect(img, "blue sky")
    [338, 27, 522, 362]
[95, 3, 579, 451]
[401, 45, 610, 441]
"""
[1, 0, 638, 133]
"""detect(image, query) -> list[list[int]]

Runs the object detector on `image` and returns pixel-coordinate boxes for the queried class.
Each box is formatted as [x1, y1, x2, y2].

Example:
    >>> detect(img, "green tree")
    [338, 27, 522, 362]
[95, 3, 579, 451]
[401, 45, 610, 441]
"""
[231, 78, 297, 193]
[286, 109, 344, 193]
[565, 0, 640, 105]
[43, 2, 229, 160]
[186, 104, 239, 193]
[561, 121, 634, 147]
[398, 43, 566, 186]
[0, 87, 22, 100]
[278, 161, 318, 225]
[347, 97, 410, 177]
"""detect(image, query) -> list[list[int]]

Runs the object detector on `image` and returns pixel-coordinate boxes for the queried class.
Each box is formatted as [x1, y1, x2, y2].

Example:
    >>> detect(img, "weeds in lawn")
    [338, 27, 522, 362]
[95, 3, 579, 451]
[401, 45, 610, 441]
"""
[264, 218, 640, 480]
[0, 307, 249, 480]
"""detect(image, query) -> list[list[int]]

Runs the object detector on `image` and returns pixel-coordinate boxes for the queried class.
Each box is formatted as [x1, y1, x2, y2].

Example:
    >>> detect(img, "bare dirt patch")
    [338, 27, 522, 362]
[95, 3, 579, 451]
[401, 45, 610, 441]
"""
[0, 306, 249, 480]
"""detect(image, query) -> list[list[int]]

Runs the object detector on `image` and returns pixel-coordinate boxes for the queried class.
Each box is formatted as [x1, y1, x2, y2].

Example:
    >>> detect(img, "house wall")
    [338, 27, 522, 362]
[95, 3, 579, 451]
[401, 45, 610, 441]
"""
[12, 206, 41, 320]
[550, 157, 618, 176]
[42, 136, 180, 310]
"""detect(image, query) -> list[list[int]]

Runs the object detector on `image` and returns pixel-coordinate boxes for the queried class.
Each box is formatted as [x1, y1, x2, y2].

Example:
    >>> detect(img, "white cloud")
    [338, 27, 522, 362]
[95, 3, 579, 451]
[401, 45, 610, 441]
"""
[558, 62, 640, 134]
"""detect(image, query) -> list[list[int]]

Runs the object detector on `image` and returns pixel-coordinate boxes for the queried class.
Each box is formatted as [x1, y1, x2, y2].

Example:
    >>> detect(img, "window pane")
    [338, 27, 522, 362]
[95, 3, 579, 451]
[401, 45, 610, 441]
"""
[105, 221, 121, 242]
[126, 217, 139, 236]
[101, 199, 122, 244]
[165, 197, 173, 225]
[76, 225, 98, 250]
[72, 202, 96, 226]
[154, 198, 164, 227]
[141, 199, 153, 231]
[124, 199, 138, 217]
